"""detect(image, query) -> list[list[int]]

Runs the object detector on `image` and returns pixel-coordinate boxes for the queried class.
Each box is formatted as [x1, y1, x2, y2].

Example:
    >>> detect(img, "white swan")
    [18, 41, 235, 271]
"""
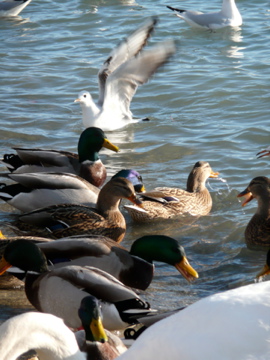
[166, 0, 242, 30]
[0, 312, 86, 360]
[118, 281, 270, 359]
[0, 0, 32, 17]
[74, 17, 175, 131]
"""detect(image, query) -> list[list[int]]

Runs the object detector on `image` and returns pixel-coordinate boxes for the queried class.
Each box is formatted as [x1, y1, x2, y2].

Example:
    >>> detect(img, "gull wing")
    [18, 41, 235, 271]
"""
[97, 16, 158, 106]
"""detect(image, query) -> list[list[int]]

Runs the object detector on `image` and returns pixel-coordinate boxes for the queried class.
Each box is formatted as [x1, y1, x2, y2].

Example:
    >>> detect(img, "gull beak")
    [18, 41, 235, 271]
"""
[74, 98, 81, 103]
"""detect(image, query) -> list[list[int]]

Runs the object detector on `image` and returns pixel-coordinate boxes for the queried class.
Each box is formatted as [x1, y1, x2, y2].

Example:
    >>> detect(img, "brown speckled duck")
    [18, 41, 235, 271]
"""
[125, 161, 219, 223]
[0, 127, 119, 188]
[238, 176, 270, 249]
[13, 177, 143, 243]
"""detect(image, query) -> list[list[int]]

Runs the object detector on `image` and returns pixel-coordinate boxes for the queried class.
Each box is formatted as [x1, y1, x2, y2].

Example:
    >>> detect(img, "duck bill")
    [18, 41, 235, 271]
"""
[0, 257, 12, 275]
[90, 317, 108, 343]
[175, 256, 199, 282]
[102, 138, 119, 153]
[237, 189, 254, 206]
[127, 194, 144, 208]
[209, 170, 219, 178]
[134, 184, 146, 193]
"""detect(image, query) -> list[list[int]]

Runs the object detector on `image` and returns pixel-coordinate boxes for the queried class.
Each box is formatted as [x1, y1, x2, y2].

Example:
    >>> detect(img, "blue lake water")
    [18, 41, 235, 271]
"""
[0, 0, 270, 325]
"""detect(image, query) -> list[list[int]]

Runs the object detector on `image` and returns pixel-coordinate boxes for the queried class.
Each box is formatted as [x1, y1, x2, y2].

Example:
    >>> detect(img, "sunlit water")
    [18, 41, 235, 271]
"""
[0, 0, 270, 330]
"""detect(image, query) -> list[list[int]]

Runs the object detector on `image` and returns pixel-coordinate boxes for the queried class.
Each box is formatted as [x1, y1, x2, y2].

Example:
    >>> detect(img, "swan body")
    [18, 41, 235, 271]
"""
[0, 312, 86, 360]
[74, 17, 176, 131]
[118, 281, 270, 360]
[166, 0, 242, 30]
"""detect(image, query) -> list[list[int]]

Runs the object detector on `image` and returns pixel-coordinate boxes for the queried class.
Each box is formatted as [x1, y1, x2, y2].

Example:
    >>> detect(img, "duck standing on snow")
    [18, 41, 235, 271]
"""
[74, 17, 176, 131]
[166, 0, 242, 30]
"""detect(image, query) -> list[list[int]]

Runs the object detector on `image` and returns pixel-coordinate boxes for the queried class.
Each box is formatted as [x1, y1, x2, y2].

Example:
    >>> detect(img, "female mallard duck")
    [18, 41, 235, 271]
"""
[237, 176, 270, 249]
[1, 234, 198, 290]
[0, 239, 156, 330]
[125, 161, 219, 222]
[0, 169, 143, 213]
[0, 312, 86, 360]
[76, 295, 127, 359]
[116, 281, 270, 360]
[74, 17, 175, 131]
[0, 127, 119, 187]
[13, 177, 143, 242]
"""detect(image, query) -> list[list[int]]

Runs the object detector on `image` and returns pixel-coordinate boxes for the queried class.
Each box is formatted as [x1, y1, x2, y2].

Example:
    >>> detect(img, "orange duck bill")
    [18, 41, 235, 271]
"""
[237, 188, 254, 207]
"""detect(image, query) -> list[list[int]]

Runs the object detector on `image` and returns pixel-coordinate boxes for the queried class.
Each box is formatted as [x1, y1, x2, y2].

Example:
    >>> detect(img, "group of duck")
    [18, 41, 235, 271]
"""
[1, 3, 270, 360]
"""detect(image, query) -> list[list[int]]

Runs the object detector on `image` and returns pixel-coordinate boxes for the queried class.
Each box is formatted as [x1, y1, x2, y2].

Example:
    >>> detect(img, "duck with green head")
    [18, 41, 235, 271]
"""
[77, 295, 127, 359]
[0, 239, 156, 330]
[0, 127, 119, 188]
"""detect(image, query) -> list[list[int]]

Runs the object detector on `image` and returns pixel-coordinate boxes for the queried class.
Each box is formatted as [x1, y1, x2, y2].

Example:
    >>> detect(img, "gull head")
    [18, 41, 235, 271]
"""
[74, 91, 92, 106]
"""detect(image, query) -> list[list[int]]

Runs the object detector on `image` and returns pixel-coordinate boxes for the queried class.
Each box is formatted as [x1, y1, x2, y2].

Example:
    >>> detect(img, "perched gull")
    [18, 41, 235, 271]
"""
[166, 0, 242, 30]
[0, 0, 32, 17]
[74, 17, 176, 131]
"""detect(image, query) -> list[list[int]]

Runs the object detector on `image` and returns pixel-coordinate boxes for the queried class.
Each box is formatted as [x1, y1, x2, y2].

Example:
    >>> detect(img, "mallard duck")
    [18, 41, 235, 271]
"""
[0, 0, 32, 17]
[36, 235, 198, 289]
[0, 169, 144, 213]
[1, 234, 198, 289]
[74, 17, 175, 131]
[0, 127, 119, 187]
[76, 295, 127, 359]
[166, 0, 242, 30]
[237, 176, 270, 249]
[0, 312, 86, 360]
[0, 172, 99, 212]
[111, 169, 145, 193]
[125, 161, 219, 223]
[117, 281, 270, 360]
[12, 177, 143, 242]
[0, 239, 156, 330]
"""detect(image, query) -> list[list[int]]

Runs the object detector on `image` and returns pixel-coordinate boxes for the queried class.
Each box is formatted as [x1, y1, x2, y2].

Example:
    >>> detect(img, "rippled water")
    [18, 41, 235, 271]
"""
[0, 0, 270, 327]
